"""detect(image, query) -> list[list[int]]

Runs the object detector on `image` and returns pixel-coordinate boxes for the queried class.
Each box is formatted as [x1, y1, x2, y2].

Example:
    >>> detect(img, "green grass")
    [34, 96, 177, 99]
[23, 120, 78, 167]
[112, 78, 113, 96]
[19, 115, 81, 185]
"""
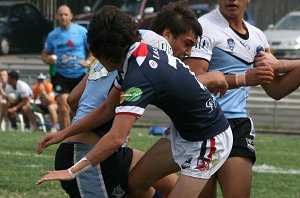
[0, 129, 299, 197]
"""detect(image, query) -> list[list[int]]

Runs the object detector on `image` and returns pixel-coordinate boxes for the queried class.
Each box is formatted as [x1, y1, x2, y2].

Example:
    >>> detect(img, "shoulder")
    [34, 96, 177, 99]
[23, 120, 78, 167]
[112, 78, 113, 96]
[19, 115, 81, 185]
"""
[71, 23, 87, 33]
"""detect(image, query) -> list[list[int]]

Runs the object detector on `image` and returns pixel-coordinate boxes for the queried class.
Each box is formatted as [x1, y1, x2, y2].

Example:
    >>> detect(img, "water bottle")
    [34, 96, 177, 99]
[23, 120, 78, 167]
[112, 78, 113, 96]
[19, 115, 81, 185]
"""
[49, 54, 57, 76]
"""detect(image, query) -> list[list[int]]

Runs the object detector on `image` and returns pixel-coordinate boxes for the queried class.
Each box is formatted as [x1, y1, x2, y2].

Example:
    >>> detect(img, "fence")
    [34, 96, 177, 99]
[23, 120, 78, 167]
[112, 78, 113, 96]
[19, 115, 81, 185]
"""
[136, 86, 300, 132]
[1, 55, 49, 85]
[1, 55, 300, 132]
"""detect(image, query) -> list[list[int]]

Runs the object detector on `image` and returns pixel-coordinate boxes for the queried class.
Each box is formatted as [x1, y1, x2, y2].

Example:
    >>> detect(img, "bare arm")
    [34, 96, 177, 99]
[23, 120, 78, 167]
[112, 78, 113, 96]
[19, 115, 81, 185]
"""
[185, 57, 274, 90]
[41, 50, 56, 65]
[7, 97, 29, 113]
[255, 51, 300, 99]
[36, 114, 136, 184]
[262, 67, 300, 100]
[35, 86, 120, 154]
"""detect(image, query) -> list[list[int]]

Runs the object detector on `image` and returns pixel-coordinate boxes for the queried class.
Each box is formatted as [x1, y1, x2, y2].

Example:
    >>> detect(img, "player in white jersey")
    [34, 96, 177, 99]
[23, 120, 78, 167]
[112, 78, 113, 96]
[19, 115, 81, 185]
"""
[185, 0, 300, 197]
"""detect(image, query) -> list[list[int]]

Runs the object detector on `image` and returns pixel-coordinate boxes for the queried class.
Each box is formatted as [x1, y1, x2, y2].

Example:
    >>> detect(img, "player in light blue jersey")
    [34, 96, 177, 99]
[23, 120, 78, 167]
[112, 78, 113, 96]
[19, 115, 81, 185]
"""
[185, 0, 300, 197]
[41, 5, 94, 130]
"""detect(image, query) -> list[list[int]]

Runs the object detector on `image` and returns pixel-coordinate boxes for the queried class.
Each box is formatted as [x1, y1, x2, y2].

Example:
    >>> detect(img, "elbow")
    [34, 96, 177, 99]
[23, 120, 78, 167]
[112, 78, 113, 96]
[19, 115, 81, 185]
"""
[110, 134, 127, 148]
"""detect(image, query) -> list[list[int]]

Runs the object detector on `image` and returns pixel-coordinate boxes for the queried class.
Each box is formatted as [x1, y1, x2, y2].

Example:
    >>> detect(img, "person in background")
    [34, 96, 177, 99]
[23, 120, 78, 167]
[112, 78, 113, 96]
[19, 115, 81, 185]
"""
[32, 73, 58, 133]
[41, 5, 94, 130]
[0, 69, 9, 128]
[5, 70, 39, 131]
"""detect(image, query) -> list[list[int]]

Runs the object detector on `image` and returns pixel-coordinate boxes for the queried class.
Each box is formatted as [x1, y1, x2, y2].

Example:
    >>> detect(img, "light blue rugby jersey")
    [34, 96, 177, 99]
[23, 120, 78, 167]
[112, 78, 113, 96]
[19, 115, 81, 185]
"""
[72, 62, 117, 124]
[190, 8, 269, 119]
[44, 23, 88, 78]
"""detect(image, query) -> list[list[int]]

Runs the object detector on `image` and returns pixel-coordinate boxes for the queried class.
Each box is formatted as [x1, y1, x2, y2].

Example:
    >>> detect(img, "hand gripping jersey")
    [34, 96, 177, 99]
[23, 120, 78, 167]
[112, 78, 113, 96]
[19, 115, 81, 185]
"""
[115, 42, 229, 141]
[190, 9, 269, 119]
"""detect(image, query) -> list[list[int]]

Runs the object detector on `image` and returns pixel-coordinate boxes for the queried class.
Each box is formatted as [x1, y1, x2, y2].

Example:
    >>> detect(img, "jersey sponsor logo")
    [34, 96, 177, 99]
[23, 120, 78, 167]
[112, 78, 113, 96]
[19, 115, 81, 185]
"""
[152, 46, 160, 60]
[196, 157, 211, 171]
[61, 54, 78, 64]
[123, 87, 143, 102]
[239, 40, 250, 50]
[149, 60, 158, 69]
[227, 38, 235, 51]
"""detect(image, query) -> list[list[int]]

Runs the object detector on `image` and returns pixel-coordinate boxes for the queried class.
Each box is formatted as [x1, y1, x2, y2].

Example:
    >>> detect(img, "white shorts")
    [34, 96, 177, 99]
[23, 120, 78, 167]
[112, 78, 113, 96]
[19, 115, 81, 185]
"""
[162, 125, 233, 179]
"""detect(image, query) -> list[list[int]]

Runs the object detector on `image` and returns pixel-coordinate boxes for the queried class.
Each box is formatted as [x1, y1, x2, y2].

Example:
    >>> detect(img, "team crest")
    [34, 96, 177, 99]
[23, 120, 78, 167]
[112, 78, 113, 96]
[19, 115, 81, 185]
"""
[227, 38, 235, 51]
[196, 157, 211, 172]
[111, 185, 126, 198]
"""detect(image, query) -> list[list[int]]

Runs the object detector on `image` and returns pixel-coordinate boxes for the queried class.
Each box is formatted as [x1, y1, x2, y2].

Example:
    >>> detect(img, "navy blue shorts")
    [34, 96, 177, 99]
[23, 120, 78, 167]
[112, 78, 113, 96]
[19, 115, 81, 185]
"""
[55, 143, 133, 198]
[51, 73, 85, 95]
[228, 117, 256, 164]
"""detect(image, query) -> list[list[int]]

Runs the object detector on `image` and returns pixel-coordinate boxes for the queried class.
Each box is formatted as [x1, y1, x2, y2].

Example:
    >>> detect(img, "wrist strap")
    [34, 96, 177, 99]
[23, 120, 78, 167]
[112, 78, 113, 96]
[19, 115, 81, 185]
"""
[67, 157, 92, 178]
[235, 73, 246, 87]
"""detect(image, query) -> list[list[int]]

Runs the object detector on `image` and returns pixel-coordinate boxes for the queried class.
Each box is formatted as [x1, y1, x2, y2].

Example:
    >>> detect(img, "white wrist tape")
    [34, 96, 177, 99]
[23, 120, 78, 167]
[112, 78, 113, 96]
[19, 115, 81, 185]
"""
[67, 157, 92, 178]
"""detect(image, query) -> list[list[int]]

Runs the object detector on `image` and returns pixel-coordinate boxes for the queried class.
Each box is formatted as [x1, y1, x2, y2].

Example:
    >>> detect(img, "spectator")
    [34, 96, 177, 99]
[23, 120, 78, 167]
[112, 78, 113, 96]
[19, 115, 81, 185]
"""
[41, 5, 94, 130]
[0, 69, 9, 128]
[36, 6, 232, 198]
[5, 70, 39, 131]
[184, 0, 300, 197]
[32, 73, 58, 133]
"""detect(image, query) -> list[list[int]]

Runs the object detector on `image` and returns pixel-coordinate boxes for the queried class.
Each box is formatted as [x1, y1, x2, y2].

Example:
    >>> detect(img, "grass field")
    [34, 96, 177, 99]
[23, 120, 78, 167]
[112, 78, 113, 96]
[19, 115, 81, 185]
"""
[0, 129, 299, 198]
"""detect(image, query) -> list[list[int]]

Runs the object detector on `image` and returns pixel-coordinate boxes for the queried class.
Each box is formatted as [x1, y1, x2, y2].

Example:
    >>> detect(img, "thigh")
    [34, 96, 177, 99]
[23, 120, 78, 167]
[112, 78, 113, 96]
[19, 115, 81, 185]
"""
[129, 138, 180, 189]
[217, 156, 252, 198]
[198, 175, 217, 198]
[169, 174, 208, 198]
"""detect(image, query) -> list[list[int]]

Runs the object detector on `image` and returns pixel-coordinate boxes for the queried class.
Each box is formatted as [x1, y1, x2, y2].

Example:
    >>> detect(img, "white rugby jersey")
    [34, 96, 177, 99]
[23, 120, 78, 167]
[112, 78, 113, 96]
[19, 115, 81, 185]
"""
[139, 29, 173, 55]
[190, 8, 269, 119]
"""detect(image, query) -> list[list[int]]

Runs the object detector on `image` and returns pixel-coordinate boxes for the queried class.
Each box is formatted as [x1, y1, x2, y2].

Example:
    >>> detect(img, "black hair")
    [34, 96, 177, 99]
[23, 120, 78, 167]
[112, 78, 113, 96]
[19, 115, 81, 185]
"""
[87, 5, 140, 63]
[150, 0, 202, 38]
[8, 70, 19, 80]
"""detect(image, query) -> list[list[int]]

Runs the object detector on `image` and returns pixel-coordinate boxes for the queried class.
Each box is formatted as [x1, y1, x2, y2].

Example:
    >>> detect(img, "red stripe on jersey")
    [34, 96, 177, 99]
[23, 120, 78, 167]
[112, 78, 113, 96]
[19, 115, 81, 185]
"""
[132, 42, 148, 57]
[208, 137, 216, 160]
[116, 112, 141, 117]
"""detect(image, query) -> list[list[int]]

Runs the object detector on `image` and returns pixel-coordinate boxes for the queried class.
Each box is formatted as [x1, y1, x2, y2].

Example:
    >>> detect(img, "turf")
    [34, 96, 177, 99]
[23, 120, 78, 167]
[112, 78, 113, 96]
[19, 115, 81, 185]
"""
[0, 129, 299, 197]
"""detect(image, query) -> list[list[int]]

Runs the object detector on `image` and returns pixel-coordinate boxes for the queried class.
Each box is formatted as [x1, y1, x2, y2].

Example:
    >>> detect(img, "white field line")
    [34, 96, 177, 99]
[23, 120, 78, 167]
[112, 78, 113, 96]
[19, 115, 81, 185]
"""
[1, 150, 300, 174]
[253, 164, 300, 175]
[0, 150, 52, 158]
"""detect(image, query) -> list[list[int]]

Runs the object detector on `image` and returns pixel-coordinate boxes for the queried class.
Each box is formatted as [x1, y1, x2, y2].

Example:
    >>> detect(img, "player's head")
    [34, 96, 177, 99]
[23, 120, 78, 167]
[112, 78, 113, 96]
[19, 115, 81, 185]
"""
[218, 0, 249, 20]
[56, 5, 73, 29]
[0, 69, 8, 83]
[87, 5, 140, 71]
[149, 0, 202, 59]
[8, 70, 19, 86]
